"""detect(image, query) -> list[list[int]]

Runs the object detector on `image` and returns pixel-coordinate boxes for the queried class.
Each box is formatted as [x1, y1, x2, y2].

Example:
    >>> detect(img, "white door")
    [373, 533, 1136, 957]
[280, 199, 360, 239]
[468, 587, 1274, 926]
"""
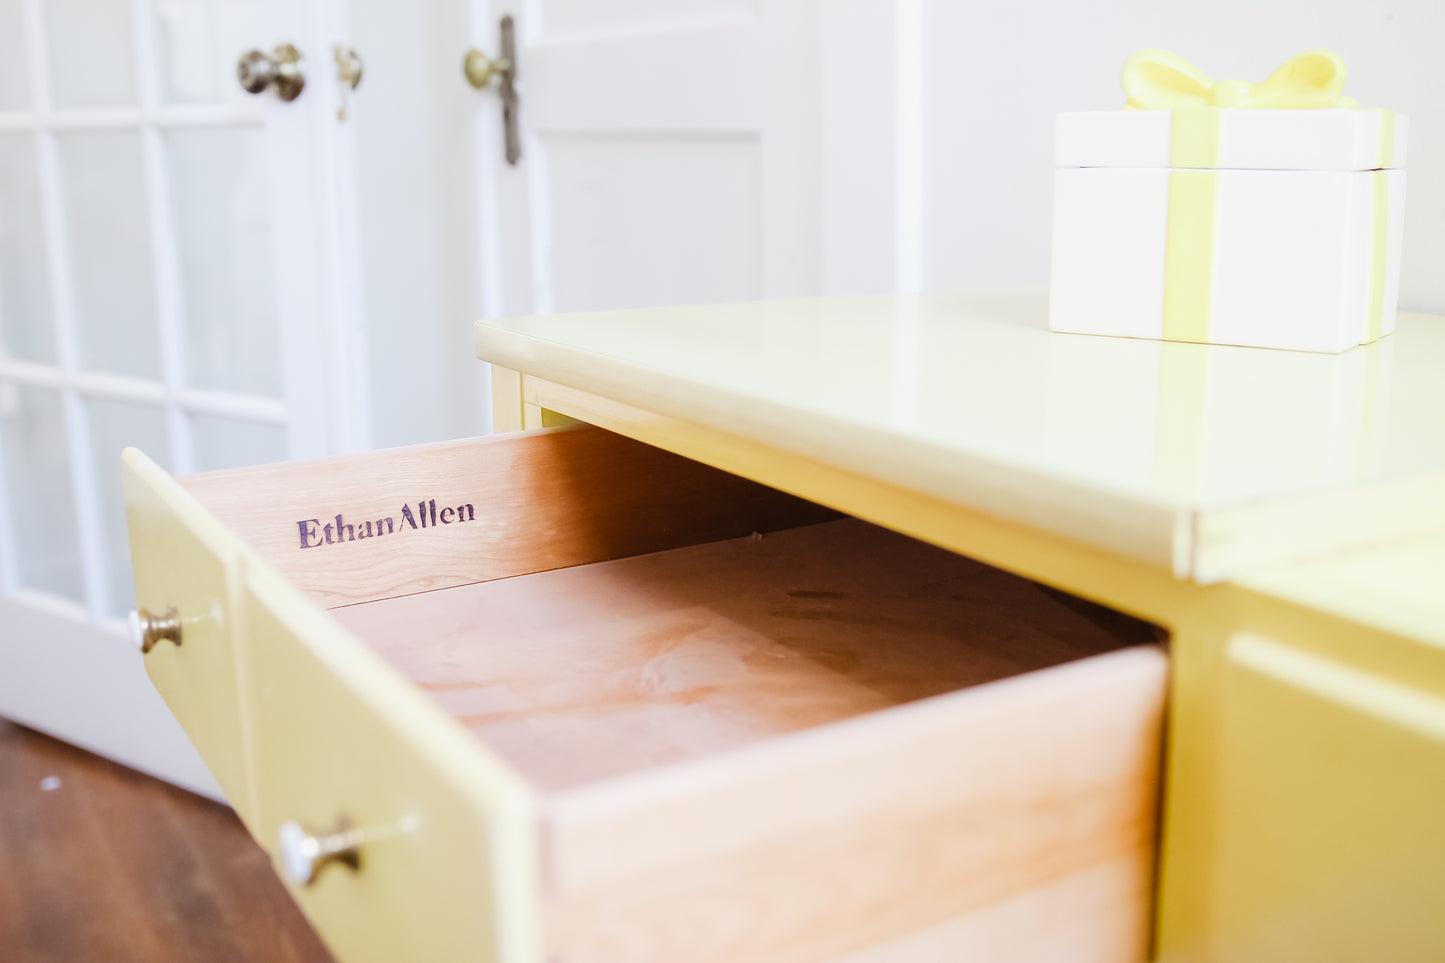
[467, 3, 821, 326]
[0, 0, 366, 795]
[462, 1, 918, 431]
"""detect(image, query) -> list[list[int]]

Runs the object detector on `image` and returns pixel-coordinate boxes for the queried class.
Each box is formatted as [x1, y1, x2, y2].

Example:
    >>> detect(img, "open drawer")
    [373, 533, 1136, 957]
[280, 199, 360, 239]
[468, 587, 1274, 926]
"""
[124, 425, 1168, 963]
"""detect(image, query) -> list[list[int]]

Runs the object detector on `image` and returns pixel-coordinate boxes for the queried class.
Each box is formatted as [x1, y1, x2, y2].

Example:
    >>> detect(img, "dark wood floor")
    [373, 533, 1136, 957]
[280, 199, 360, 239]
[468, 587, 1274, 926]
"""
[0, 719, 335, 963]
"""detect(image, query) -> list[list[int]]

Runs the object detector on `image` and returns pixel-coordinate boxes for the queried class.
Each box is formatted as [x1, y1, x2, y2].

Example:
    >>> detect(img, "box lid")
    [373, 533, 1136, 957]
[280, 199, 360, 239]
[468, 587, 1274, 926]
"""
[1057, 48, 1407, 171]
[1056, 108, 1407, 171]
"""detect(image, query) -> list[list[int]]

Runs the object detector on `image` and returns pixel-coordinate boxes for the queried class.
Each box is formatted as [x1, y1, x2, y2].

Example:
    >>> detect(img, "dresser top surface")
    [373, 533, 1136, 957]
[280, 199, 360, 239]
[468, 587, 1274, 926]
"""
[475, 291, 1445, 581]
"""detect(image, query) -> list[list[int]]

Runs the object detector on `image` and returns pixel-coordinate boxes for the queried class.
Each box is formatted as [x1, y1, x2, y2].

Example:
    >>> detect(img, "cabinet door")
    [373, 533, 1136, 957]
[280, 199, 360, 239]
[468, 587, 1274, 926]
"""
[122, 448, 252, 817]
[1210, 631, 1445, 960]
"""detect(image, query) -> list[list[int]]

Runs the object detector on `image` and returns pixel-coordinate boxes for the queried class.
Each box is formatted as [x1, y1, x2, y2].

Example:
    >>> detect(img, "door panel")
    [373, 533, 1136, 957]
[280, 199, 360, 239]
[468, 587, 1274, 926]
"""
[476, 3, 822, 432]
[544, 134, 762, 312]
[481, 3, 819, 326]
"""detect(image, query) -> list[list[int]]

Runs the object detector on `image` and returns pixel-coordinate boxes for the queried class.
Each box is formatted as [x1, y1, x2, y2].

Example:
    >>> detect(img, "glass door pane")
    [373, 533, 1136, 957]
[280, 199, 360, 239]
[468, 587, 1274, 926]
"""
[0, 0, 32, 109]
[0, 134, 56, 364]
[86, 398, 170, 616]
[168, 127, 283, 396]
[0, 385, 84, 601]
[189, 413, 285, 470]
[155, 0, 266, 104]
[55, 130, 162, 379]
[44, 0, 139, 108]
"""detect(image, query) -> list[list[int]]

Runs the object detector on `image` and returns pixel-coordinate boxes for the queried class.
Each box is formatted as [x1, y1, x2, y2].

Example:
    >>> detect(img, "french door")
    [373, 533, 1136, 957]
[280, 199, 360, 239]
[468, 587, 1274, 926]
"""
[0, 0, 365, 794]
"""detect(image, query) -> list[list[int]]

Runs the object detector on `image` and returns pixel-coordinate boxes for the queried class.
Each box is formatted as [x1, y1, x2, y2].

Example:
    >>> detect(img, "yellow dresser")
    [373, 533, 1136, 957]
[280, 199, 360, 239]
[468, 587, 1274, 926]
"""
[126, 292, 1445, 961]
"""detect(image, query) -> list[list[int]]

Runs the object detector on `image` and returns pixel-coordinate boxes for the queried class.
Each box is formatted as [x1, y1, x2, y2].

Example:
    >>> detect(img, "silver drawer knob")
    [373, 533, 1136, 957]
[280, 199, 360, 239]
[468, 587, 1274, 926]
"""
[130, 607, 181, 654]
[278, 816, 362, 887]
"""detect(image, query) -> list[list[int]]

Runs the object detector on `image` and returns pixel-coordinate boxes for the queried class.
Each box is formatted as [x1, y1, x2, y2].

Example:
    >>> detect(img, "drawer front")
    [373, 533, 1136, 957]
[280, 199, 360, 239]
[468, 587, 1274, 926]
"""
[544, 645, 1168, 963]
[122, 449, 252, 819]
[240, 560, 537, 963]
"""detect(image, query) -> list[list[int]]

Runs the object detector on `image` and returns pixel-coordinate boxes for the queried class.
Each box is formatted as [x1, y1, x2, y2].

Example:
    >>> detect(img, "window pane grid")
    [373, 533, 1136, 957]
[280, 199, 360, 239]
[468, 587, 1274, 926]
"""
[0, 361, 287, 419]
[2, 0, 294, 616]
[18, 4, 108, 616]
[0, 388, 20, 594]
[0, 105, 266, 132]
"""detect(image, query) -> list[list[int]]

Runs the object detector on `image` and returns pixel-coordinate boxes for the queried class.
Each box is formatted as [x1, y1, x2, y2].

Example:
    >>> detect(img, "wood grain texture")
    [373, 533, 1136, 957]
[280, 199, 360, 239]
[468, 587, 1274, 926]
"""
[180, 425, 836, 609]
[542, 646, 1166, 963]
[0, 719, 332, 963]
[831, 858, 1152, 963]
[333, 519, 1159, 792]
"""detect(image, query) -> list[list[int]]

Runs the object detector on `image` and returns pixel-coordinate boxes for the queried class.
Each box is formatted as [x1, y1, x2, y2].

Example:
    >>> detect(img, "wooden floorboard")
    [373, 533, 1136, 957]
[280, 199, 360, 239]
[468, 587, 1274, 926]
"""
[0, 719, 334, 963]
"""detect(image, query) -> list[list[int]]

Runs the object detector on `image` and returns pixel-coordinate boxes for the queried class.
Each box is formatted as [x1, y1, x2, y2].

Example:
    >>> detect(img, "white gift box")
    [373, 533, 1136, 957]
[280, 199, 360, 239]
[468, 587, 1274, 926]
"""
[1049, 108, 1408, 353]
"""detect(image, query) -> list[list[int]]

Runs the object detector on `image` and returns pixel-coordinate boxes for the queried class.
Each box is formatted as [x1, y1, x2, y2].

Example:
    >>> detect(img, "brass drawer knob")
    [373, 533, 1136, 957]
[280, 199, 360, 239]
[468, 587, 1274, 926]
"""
[130, 607, 182, 654]
[279, 816, 363, 887]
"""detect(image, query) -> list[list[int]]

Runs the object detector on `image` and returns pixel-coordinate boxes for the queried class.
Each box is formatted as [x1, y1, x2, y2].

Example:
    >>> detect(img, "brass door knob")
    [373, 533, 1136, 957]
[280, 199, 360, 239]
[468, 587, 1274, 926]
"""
[278, 816, 362, 887]
[463, 15, 520, 165]
[130, 607, 181, 654]
[237, 43, 305, 101]
[463, 47, 512, 90]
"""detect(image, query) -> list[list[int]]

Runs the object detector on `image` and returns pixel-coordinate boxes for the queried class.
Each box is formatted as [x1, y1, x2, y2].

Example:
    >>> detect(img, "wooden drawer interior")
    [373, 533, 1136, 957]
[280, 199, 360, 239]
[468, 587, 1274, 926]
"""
[330, 518, 1156, 791]
[181, 424, 1168, 962]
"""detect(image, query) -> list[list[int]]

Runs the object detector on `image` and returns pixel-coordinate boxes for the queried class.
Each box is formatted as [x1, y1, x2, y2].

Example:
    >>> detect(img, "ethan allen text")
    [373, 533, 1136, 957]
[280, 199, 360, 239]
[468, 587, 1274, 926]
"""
[297, 499, 476, 549]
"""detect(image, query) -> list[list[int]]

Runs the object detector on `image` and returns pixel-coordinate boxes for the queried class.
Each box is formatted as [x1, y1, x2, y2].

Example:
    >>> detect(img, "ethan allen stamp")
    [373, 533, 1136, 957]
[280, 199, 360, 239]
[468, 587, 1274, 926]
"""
[297, 499, 476, 549]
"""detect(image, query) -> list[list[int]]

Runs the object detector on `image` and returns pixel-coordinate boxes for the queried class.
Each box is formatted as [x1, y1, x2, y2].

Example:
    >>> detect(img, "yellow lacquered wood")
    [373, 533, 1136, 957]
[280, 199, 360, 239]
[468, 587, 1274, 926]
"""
[521, 375, 1204, 627]
[1213, 634, 1445, 960]
[1239, 535, 1445, 651]
[240, 559, 539, 963]
[491, 365, 524, 433]
[1155, 576, 1445, 962]
[495, 331, 1445, 962]
[476, 294, 1445, 581]
[521, 402, 546, 430]
[122, 447, 257, 826]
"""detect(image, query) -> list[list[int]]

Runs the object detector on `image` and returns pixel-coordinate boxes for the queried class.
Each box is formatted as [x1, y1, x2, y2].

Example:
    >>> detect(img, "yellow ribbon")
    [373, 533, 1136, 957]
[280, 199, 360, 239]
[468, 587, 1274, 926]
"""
[1122, 48, 1358, 110]
[1116, 49, 1393, 347]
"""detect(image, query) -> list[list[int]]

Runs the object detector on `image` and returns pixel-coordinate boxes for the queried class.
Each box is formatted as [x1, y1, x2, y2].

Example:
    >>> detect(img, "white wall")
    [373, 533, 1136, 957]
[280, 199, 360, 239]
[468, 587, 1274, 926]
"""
[348, 0, 490, 448]
[919, 0, 1445, 312]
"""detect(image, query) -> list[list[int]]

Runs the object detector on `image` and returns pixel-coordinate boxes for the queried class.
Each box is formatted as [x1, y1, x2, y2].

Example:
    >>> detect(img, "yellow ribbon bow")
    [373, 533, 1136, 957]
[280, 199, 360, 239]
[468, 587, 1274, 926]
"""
[1122, 48, 1358, 110]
